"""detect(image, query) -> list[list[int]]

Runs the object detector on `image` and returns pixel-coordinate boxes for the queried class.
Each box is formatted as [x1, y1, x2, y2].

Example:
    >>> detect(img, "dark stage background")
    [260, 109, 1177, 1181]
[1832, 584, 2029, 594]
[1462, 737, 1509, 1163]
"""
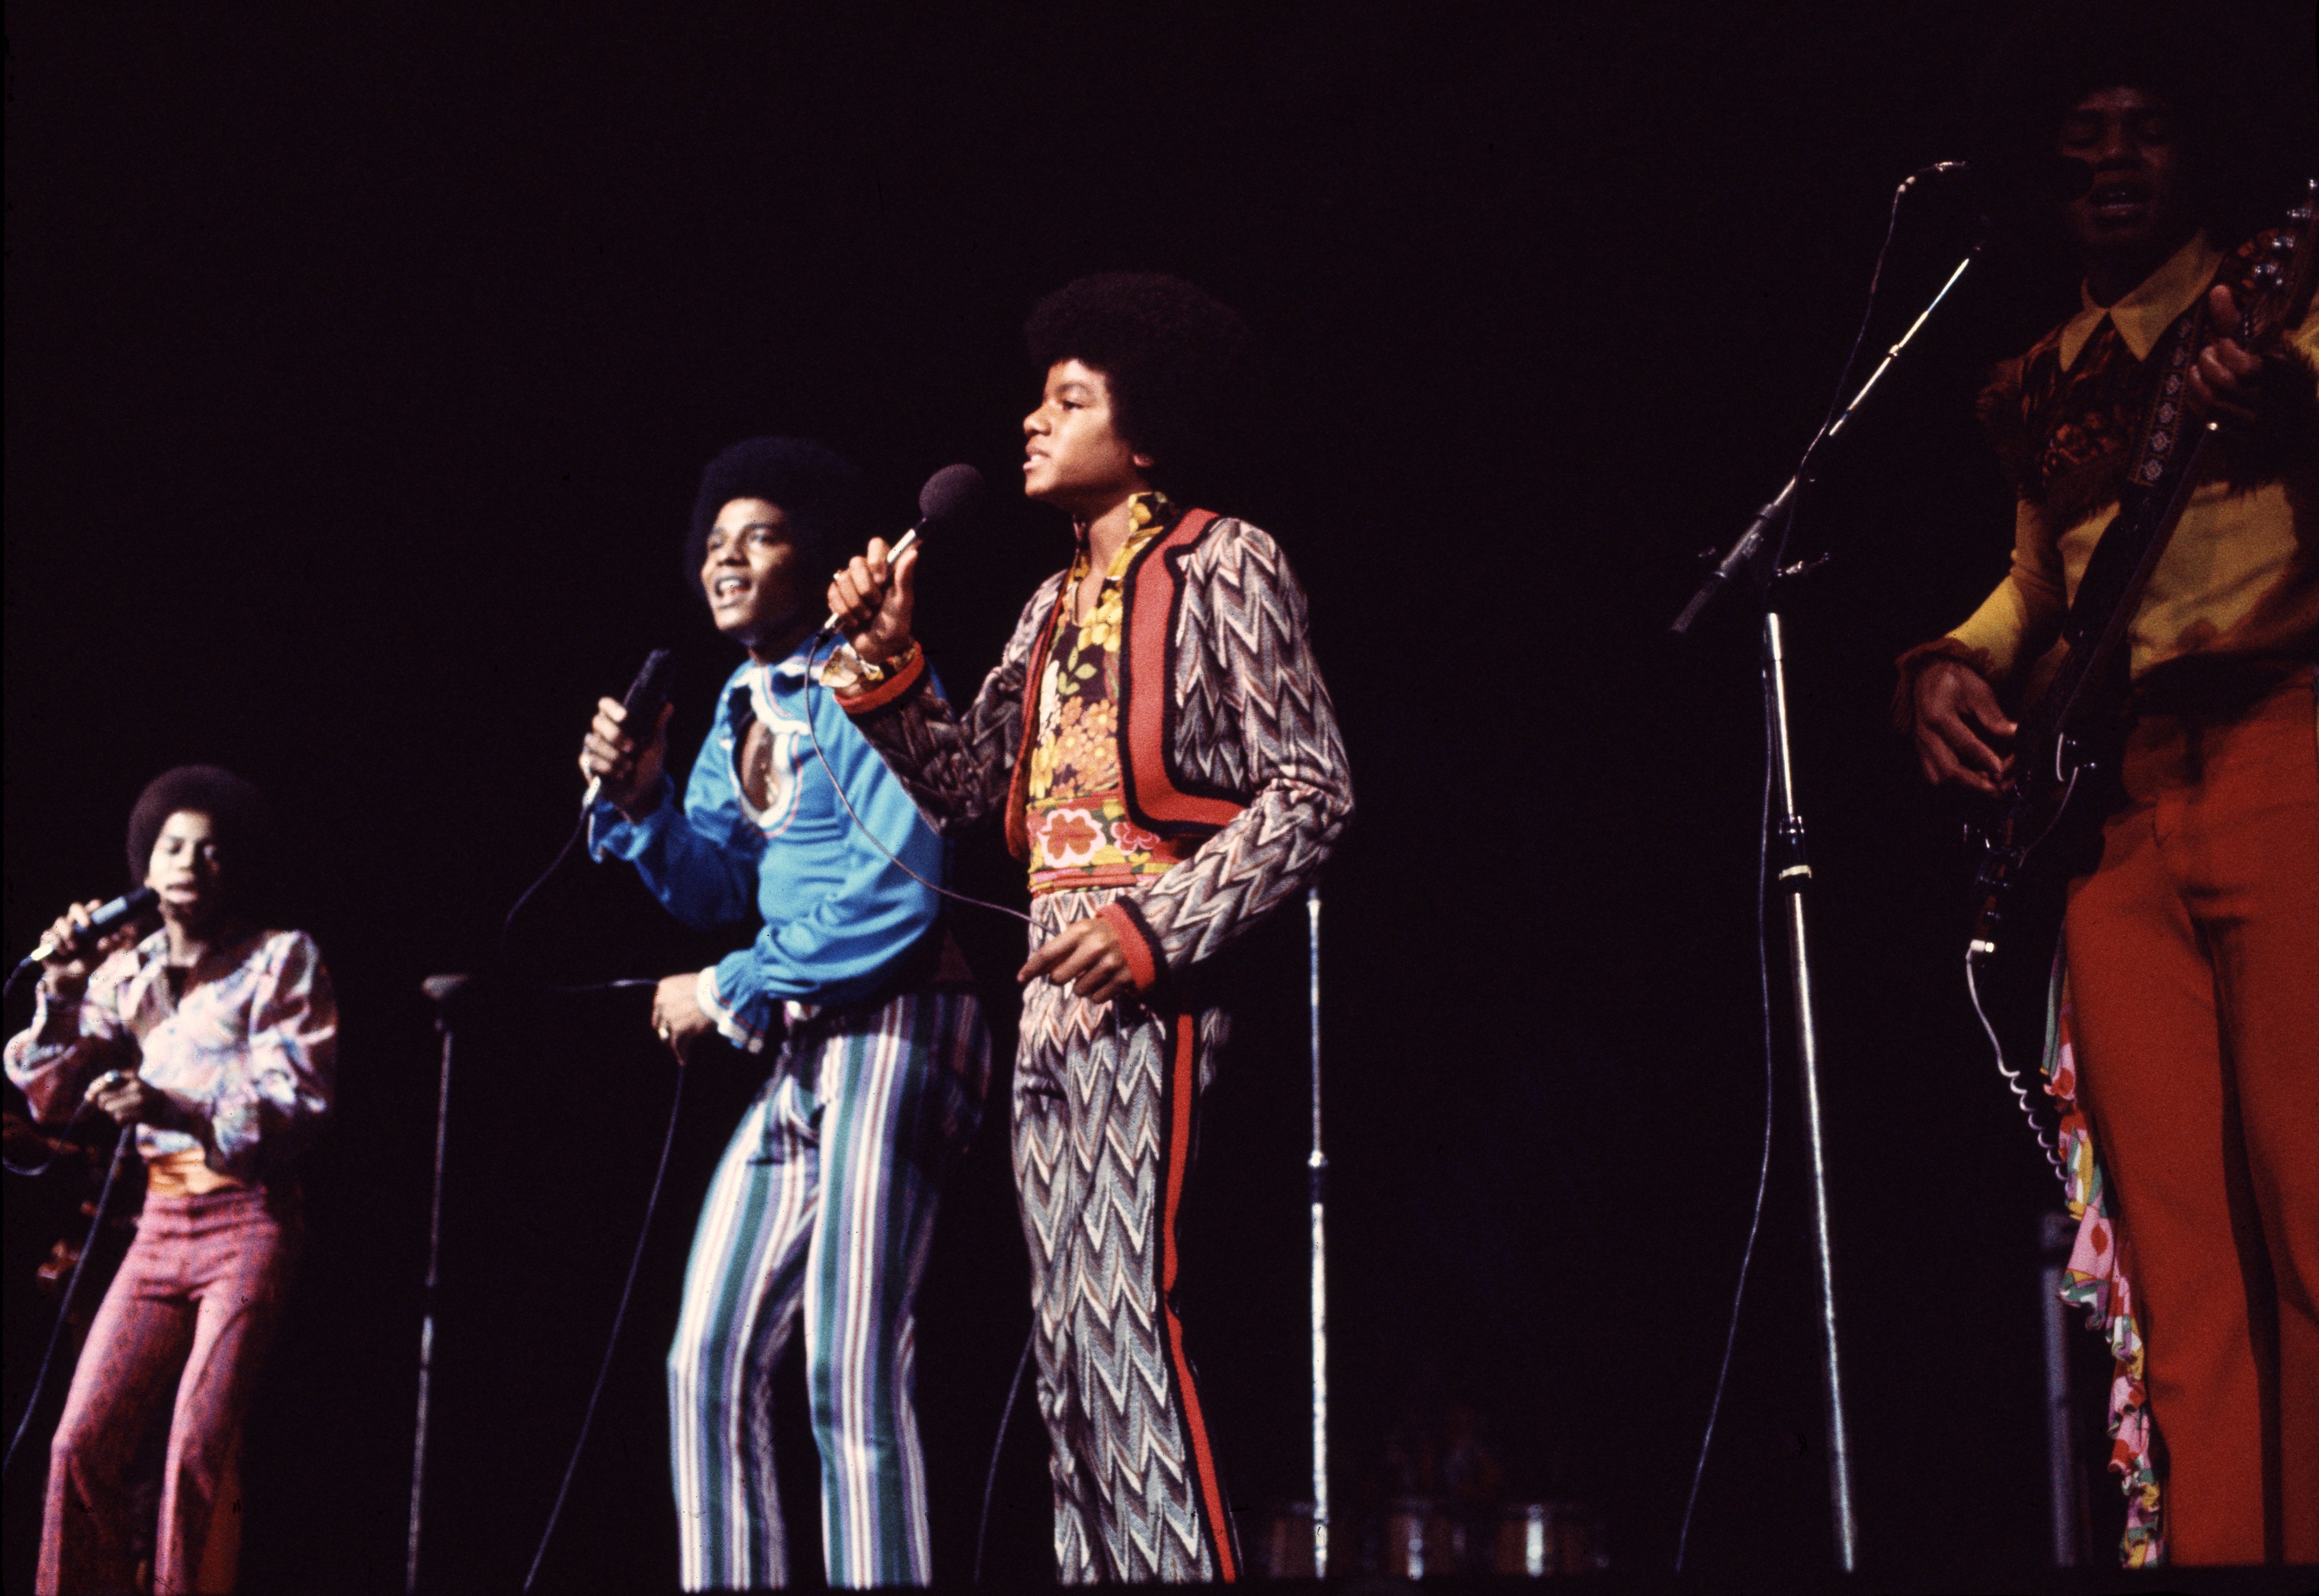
[6, 4, 2312, 1590]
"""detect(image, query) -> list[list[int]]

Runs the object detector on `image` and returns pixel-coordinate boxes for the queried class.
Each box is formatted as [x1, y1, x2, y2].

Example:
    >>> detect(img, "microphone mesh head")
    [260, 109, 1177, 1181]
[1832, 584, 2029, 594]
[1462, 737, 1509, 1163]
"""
[918, 463, 986, 528]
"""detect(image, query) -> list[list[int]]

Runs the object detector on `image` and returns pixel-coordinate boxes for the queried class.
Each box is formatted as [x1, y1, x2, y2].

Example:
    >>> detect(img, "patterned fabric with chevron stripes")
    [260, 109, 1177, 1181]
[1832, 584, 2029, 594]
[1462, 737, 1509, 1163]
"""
[846, 513, 1352, 984]
[842, 510, 1347, 1580]
[1016, 884, 1235, 1583]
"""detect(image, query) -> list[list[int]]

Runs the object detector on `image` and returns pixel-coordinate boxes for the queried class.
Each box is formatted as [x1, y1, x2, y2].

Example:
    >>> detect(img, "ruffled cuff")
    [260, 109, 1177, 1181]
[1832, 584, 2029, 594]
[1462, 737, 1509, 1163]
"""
[696, 963, 770, 1055]
[26, 984, 84, 1044]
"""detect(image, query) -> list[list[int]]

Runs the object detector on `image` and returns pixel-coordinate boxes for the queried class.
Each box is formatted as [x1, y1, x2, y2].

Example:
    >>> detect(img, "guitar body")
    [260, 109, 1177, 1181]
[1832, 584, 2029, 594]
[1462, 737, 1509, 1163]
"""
[1963, 598, 2126, 960]
[1964, 183, 2319, 962]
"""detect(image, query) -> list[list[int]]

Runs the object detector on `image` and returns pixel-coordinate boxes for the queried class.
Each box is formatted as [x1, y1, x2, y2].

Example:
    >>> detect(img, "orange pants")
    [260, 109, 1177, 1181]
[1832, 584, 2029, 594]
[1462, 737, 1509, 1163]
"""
[2066, 671, 2319, 1565]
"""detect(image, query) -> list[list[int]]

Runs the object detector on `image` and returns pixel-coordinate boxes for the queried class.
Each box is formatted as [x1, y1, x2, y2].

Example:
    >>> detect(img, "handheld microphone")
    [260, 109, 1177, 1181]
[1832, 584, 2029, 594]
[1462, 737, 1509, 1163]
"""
[1902, 161, 1993, 244]
[819, 463, 987, 635]
[1900, 161, 1977, 194]
[582, 648, 678, 809]
[26, 887, 160, 964]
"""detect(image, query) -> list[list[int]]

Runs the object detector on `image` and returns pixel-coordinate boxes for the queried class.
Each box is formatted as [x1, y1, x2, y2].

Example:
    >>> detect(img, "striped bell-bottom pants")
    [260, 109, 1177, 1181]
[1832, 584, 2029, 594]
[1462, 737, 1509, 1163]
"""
[1015, 886, 1239, 1583]
[667, 984, 987, 1590]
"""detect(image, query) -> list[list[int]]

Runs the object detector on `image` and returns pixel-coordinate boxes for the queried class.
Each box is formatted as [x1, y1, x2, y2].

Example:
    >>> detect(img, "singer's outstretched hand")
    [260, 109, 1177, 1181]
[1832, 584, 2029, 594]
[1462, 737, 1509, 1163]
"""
[581, 698, 674, 817]
[827, 538, 919, 666]
[1019, 915, 1134, 1002]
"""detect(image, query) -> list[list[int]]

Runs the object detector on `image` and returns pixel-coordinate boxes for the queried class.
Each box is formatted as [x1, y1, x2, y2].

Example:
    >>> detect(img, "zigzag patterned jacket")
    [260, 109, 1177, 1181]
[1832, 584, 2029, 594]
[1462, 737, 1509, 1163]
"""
[837, 508, 1352, 993]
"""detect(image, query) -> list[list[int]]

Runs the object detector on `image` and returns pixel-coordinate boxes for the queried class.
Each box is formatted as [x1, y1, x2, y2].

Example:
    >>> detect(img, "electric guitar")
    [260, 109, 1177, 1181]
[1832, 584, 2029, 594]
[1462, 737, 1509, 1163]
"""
[1965, 181, 2319, 963]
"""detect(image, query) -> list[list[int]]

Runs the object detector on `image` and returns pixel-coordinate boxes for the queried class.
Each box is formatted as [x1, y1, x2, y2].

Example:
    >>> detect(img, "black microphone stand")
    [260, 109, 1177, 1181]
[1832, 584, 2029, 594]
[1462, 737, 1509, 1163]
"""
[408, 972, 472, 1594]
[1671, 244, 1979, 1574]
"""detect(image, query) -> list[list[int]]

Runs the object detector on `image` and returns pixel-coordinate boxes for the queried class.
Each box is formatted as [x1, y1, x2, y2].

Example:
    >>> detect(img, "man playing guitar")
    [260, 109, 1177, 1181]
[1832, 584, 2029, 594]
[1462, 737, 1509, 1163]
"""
[1900, 43, 2318, 1567]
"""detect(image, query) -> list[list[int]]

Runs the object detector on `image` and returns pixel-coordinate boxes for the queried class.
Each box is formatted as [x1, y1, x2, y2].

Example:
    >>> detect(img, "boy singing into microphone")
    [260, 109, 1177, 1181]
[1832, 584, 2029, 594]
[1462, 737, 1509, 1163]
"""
[827, 275, 1353, 1582]
[580, 438, 989, 1590]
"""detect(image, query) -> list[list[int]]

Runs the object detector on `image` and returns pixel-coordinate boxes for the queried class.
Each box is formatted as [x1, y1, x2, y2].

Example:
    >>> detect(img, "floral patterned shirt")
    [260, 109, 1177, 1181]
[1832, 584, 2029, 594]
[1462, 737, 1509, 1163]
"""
[4, 927, 336, 1183]
[1024, 493, 1193, 893]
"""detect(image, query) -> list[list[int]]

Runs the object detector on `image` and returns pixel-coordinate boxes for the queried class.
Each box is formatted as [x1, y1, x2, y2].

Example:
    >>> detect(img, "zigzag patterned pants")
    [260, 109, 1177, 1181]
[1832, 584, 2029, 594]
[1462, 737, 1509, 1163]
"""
[1015, 886, 1238, 1583]
[666, 986, 986, 1590]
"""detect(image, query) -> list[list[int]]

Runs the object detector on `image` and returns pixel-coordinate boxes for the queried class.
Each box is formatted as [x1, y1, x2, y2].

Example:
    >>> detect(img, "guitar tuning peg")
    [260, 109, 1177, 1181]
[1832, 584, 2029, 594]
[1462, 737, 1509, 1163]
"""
[2254, 261, 2284, 287]
[2271, 232, 2300, 256]
[2289, 205, 2314, 225]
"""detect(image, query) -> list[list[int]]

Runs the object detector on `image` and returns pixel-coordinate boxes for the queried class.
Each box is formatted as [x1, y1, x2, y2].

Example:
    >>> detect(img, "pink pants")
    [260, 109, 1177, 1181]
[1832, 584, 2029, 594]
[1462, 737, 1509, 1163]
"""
[40, 1183, 300, 1596]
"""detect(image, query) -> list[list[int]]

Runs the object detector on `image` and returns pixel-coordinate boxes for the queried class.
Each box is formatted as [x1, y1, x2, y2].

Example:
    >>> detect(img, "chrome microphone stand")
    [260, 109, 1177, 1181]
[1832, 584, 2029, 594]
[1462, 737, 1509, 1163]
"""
[1306, 887, 1330, 1577]
[408, 973, 470, 1594]
[1760, 605, 1859, 1571]
[1672, 234, 1979, 1574]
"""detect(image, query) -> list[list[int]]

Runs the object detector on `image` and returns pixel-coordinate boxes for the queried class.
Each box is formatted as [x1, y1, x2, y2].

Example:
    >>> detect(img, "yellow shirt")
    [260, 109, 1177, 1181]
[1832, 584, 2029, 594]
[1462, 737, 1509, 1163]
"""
[1950, 232, 2319, 686]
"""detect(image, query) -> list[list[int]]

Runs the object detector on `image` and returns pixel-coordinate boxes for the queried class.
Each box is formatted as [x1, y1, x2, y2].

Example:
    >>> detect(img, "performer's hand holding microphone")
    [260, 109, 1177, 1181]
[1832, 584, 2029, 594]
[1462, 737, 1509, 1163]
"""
[579, 651, 678, 818]
[826, 539, 919, 664]
[16, 888, 159, 1001]
[825, 463, 985, 663]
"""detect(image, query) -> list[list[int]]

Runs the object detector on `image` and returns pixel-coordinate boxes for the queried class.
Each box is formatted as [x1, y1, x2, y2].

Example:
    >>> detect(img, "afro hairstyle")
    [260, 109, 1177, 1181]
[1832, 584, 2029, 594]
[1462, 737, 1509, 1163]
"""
[1025, 272, 1250, 494]
[685, 437, 870, 599]
[126, 765, 271, 896]
[1967, 0, 2307, 248]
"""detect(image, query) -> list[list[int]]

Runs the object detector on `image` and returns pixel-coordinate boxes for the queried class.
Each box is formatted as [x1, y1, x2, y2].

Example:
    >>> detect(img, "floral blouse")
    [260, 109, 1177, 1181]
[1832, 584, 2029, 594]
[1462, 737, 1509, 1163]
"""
[1023, 494, 1195, 893]
[4, 927, 337, 1184]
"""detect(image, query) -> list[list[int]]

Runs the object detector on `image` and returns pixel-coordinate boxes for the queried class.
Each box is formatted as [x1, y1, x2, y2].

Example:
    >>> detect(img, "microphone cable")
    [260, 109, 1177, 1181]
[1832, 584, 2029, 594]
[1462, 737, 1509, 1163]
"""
[494, 769, 705, 1586]
[4, 1124, 136, 1481]
[3, 959, 142, 1482]
[799, 630, 1035, 930]
[500, 812, 591, 978]
[1772, 166, 1919, 576]
[2, 1096, 104, 1178]
[973, 1326, 1039, 1583]
[1673, 720, 1777, 1573]
[519, 625, 1060, 1579]
[521, 1054, 688, 1592]
[1678, 161, 1964, 1567]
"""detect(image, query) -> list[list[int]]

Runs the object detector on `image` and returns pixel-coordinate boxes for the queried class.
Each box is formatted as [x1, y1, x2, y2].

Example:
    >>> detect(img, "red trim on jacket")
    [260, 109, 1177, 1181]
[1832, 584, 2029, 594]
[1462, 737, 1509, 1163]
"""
[1095, 901, 1161, 993]
[1116, 509, 1247, 838]
[1002, 579, 1072, 863]
[1160, 1010, 1238, 1580]
[1005, 506, 1254, 864]
[831, 644, 927, 716]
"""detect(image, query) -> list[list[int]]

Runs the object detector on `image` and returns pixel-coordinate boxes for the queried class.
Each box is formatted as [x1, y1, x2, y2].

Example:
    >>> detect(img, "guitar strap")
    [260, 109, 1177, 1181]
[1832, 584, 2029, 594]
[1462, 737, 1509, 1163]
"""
[2120, 295, 2208, 498]
[2058, 294, 2212, 657]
